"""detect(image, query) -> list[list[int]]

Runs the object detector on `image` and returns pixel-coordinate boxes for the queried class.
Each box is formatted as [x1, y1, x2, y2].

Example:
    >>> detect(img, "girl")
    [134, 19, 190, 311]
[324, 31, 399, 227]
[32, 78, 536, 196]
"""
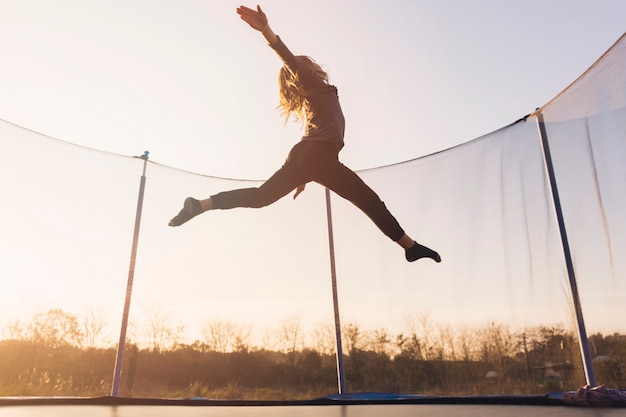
[170, 5, 441, 264]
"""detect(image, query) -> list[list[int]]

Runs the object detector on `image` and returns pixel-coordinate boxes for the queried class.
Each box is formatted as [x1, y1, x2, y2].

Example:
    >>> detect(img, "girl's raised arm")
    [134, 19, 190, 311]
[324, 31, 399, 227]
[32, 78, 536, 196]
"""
[236, 5, 278, 45]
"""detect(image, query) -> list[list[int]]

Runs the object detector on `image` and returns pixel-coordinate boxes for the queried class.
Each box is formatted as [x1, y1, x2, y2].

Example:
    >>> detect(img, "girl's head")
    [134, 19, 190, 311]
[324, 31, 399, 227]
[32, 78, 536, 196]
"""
[278, 56, 328, 123]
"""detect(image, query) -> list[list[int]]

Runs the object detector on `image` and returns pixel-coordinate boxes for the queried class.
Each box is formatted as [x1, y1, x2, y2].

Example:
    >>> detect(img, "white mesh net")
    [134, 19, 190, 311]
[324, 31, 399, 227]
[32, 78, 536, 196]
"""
[1, 34, 624, 397]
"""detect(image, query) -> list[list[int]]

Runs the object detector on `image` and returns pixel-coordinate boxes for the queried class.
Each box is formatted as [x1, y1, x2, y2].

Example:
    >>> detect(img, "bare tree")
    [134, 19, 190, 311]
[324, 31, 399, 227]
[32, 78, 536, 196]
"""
[456, 325, 478, 362]
[232, 323, 253, 353]
[27, 308, 83, 348]
[343, 321, 363, 355]
[258, 326, 275, 351]
[276, 317, 304, 356]
[395, 332, 423, 361]
[368, 328, 392, 356]
[438, 323, 456, 361]
[311, 321, 336, 356]
[202, 320, 252, 353]
[79, 306, 109, 348]
[418, 312, 443, 361]
[202, 320, 229, 352]
[402, 312, 441, 361]
[477, 322, 519, 377]
[142, 305, 184, 352]
[2, 318, 26, 340]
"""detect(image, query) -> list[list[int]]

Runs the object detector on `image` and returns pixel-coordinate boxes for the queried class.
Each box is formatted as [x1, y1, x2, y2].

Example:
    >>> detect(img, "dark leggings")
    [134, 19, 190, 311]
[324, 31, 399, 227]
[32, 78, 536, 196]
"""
[211, 141, 406, 241]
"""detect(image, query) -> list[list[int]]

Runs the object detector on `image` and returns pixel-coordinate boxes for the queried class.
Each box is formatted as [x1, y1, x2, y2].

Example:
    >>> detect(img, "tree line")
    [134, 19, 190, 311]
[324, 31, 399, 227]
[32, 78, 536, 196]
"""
[0, 308, 624, 399]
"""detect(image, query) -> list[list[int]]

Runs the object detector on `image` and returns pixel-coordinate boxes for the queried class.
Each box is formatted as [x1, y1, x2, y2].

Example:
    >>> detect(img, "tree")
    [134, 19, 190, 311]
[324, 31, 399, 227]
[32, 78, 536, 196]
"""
[395, 332, 423, 361]
[343, 322, 362, 355]
[142, 305, 184, 353]
[276, 317, 304, 363]
[27, 308, 83, 348]
[529, 324, 575, 365]
[369, 328, 392, 356]
[2, 318, 26, 341]
[476, 322, 519, 380]
[455, 325, 479, 384]
[202, 320, 252, 353]
[79, 306, 109, 348]
[310, 322, 336, 357]
[402, 312, 440, 361]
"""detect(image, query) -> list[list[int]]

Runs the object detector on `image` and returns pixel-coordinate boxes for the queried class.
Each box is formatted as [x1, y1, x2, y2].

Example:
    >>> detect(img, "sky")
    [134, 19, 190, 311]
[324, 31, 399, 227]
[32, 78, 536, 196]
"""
[1, 0, 625, 178]
[0, 0, 625, 347]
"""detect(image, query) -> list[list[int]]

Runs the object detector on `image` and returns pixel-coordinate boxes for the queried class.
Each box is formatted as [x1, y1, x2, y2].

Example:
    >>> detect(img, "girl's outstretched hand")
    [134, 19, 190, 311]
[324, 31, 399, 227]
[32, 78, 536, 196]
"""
[237, 5, 269, 32]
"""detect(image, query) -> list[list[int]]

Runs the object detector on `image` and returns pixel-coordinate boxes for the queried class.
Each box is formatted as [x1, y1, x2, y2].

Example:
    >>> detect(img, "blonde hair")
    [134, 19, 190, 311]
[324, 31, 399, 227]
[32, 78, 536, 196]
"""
[278, 56, 328, 123]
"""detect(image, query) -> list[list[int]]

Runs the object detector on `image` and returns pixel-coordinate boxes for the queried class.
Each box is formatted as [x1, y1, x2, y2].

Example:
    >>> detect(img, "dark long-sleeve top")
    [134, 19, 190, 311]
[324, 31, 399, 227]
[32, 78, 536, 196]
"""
[270, 36, 345, 150]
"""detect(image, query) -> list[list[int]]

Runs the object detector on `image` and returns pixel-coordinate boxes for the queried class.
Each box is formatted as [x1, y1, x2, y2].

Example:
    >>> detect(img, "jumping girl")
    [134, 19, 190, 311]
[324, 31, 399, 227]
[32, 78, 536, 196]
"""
[169, 5, 441, 264]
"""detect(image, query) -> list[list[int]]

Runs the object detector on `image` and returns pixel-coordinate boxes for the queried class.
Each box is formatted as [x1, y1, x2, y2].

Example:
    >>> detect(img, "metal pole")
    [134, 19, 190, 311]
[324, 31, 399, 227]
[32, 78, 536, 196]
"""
[325, 188, 347, 395]
[535, 112, 596, 386]
[111, 151, 150, 397]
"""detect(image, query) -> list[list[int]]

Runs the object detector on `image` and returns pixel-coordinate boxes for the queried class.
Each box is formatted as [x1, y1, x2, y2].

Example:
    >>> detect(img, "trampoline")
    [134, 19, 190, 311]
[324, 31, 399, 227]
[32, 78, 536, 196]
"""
[1, 394, 626, 417]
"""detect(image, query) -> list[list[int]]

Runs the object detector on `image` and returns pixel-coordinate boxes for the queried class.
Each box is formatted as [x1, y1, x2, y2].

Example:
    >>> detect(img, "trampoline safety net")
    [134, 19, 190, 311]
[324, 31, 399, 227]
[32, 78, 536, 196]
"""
[0, 33, 625, 400]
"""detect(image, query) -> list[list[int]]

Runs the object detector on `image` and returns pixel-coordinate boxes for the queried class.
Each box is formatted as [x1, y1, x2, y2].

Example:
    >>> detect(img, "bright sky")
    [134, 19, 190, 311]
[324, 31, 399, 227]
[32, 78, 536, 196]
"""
[1, 0, 625, 347]
[1, 0, 625, 177]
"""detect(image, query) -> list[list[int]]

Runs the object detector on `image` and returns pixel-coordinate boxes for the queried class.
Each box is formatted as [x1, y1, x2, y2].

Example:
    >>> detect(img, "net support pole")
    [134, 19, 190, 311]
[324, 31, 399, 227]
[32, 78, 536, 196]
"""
[111, 151, 150, 397]
[535, 113, 596, 386]
[324, 188, 347, 395]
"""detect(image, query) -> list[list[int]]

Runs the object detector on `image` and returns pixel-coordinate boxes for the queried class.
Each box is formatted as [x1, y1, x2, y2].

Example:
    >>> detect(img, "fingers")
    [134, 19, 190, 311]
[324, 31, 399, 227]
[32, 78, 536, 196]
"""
[237, 5, 255, 13]
[237, 5, 260, 18]
[236, 6, 253, 19]
[236, 6, 255, 21]
[236, 5, 267, 29]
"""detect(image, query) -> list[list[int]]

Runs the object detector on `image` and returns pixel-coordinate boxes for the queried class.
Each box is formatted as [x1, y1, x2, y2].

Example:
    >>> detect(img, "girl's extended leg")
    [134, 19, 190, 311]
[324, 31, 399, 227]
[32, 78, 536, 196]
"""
[169, 147, 305, 226]
[297, 143, 440, 262]
[209, 164, 302, 210]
